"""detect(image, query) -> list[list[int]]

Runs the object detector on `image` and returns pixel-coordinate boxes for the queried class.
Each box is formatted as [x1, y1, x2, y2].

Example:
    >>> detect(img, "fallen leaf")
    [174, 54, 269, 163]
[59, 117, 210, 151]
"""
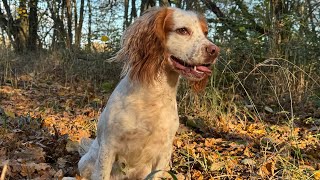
[259, 160, 275, 178]
[175, 173, 186, 180]
[241, 158, 256, 166]
[4, 110, 15, 118]
[14, 147, 46, 163]
[66, 140, 79, 152]
[192, 170, 203, 180]
[210, 162, 225, 171]
[174, 139, 183, 148]
[264, 106, 274, 113]
[54, 169, 64, 179]
[243, 147, 253, 157]
[204, 138, 215, 148]
[57, 157, 67, 169]
[314, 170, 320, 180]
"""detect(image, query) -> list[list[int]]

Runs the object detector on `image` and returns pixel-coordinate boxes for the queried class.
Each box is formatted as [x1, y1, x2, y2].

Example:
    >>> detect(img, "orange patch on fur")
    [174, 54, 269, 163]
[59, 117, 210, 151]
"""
[115, 7, 174, 84]
[198, 15, 209, 36]
[190, 76, 209, 93]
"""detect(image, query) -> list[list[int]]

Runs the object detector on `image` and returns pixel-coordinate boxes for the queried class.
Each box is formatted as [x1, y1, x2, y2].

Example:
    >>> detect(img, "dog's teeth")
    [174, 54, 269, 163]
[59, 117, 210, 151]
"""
[193, 66, 204, 74]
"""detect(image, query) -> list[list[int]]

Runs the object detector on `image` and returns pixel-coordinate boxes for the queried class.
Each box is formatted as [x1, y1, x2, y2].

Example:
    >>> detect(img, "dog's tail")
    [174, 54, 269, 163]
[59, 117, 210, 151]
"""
[78, 137, 94, 156]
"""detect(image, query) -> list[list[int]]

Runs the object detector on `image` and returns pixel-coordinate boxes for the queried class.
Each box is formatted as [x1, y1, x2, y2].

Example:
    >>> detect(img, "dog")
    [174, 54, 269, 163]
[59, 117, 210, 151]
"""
[78, 7, 219, 180]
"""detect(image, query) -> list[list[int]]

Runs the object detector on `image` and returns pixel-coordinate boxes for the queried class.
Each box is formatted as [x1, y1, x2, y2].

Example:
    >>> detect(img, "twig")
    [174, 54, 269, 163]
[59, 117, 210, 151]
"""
[0, 160, 9, 180]
[212, 174, 238, 179]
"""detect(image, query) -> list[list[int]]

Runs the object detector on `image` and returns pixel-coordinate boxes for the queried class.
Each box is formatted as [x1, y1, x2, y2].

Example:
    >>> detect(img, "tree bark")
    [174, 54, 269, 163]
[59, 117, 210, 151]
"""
[87, 0, 92, 51]
[140, 0, 156, 15]
[0, 3, 14, 47]
[174, 0, 182, 8]
[306, 0, 315, 34]
[66, 0, 73, 49]
[73, 0, 78, 33]
[159, 0, 170, 6]
[75, 0, 85, 48]
[15, 0, 28, 52]
[124, 0, 129, 29]
[47, 0, 67, 49]
[130, 0, 137, 23]
[0, 0, 28, 52]
[28, 0, 38, 51]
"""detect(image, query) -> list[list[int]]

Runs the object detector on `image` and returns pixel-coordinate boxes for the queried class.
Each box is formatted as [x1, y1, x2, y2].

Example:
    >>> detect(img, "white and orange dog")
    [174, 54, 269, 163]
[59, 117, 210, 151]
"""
[78, 7, 219, 180]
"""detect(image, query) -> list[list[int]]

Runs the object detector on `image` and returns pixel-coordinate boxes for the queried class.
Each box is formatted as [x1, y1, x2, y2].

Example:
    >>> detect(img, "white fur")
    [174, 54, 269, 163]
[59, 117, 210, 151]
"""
[78, 74, 180, 180]
[78, 7, 218, 180]
[166, 8, 213, 65]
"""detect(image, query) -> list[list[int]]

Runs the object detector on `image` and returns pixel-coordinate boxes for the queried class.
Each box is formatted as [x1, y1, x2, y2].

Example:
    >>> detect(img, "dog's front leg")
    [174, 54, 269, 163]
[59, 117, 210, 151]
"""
[151, 146, 172, 179]
[91, 145, 115, 180]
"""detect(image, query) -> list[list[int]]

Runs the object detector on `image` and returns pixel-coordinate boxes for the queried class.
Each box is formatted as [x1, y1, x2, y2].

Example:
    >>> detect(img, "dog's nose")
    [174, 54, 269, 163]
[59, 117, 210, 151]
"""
[206, 44, 219, 56]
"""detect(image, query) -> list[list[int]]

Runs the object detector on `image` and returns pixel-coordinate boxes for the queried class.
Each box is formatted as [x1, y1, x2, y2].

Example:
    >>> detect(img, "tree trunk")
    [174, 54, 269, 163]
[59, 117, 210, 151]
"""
[66, 0, 73, 49]
[75, 0, 85, 48]
[175, 0, 182, 8]
[0, 2, 14, 47]
[15, 0, 29, 52]
[124, 0, 129, 29]
[186, 1, 193, 9]
[269, 0, 292, 57]
[140, 0, 156, 15]
[47, 0, 67, 50]
[1, 28, 6, 47]
[73, 0, 78, 33]
[28, 0, 38, 51]
[130, 0, 137, 23]
[159, 0, 170, 6]
[306, 0, 315, 34]
[87, 0, 92, 51]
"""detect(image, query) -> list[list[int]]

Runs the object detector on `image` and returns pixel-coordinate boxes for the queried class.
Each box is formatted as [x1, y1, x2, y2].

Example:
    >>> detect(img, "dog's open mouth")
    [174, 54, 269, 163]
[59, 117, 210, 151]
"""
[170, 56, 212, 79]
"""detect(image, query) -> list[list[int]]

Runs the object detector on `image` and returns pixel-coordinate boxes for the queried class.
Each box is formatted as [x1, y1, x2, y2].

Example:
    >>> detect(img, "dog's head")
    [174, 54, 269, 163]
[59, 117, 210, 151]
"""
[117, 7, 219, 91]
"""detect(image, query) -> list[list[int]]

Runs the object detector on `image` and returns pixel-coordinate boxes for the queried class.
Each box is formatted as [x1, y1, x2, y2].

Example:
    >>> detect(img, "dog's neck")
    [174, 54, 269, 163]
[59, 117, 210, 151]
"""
[145, 69, 180, 98]
[121, 68, 180, 100]
[161, 65, 180, 90]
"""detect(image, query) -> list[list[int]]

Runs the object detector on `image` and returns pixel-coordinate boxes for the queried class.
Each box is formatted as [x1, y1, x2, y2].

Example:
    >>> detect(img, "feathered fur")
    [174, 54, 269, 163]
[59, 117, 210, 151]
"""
[78, 7, 219, 180]
[116, 8, 174, 84]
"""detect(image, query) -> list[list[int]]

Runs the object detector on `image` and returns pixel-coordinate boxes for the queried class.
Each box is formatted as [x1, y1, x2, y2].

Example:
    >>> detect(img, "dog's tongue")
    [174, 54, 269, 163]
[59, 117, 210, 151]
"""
[172, 59, 212, 75]
[172, 60, 188, 70]
[195, 65, 212, 74]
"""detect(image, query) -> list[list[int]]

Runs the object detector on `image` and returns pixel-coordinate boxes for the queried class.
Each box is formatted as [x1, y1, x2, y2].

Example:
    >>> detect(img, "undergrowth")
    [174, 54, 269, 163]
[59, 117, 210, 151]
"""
[177, 46, 320, 178]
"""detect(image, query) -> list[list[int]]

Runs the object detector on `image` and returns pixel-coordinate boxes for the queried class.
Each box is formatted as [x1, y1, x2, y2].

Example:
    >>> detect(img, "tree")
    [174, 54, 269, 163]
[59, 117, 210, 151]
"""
[124, 0, 129, 29]
[75, 0, 85, 49]
[0, 0, 33, 52]
[28, 0, 38, 51]
[86, 0, 92, 51]
[66, 0, 72, 48]
[47, 0, 67, 49]
[140, 0, 156, 15]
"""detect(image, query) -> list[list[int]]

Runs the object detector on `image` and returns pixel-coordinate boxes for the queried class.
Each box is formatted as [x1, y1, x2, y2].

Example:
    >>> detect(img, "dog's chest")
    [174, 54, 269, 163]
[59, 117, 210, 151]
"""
[117, 99, 179, 149]
[103, 77, 180, 174]
[111, 97, 179, 169]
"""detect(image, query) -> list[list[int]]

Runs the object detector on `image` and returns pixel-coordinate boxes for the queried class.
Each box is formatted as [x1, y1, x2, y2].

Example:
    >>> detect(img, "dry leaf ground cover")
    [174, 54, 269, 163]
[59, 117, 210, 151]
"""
[1, 54, 320, 179]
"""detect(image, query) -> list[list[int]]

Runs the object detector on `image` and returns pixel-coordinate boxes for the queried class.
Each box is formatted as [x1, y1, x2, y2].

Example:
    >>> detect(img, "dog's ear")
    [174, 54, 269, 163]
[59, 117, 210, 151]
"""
[116, 7, 173, 84]
[190, 76, 209, 93]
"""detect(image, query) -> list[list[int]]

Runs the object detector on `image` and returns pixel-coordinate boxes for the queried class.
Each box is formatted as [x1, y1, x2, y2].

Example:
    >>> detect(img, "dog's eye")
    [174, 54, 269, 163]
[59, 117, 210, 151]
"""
[204, 31, 208, 36]
[176, 28, 190, 35]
